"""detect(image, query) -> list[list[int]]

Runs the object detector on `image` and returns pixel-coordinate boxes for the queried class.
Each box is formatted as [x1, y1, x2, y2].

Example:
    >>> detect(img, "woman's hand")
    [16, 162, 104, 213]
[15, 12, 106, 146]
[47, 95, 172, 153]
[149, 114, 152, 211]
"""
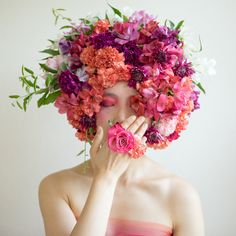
[89, 115, 148, 180]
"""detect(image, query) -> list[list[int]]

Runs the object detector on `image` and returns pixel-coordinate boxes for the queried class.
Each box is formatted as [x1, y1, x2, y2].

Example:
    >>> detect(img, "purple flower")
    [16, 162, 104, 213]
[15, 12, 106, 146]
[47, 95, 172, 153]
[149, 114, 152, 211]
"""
[90, 31, 118, 49]
[152, 26, 181, 46]
[144, 125, 164, 144]
[58, 70, 82, 95]
[128, 67, 147, 88]
[173, 59, 195, 78]
[79, 114, 96, 129]
[117, 41, 143, 66]
[190, 90, 200, 110]
[59, 39, 71, 55]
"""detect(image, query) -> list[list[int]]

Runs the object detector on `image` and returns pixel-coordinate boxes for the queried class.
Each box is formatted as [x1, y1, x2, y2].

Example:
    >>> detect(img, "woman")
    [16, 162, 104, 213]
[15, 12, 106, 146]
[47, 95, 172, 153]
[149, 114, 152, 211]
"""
[38, 81, 205, 236]
[7, 5, 208, 236]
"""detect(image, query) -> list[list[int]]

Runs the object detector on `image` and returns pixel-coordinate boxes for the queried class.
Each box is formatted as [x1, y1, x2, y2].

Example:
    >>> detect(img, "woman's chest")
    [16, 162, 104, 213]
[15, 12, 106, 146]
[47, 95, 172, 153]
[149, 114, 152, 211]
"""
[67, 177, 172, 227]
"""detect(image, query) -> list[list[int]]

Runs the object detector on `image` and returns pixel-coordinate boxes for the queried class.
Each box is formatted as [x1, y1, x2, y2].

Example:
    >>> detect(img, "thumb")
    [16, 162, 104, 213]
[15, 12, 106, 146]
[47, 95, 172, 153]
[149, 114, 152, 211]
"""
[90, 126, 103, 155]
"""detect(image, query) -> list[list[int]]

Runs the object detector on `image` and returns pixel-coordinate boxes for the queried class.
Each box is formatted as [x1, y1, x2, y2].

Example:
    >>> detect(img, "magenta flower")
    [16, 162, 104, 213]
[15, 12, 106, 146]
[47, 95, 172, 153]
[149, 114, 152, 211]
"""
[114, 22, 140, 45]
[108, 123, 135, 153]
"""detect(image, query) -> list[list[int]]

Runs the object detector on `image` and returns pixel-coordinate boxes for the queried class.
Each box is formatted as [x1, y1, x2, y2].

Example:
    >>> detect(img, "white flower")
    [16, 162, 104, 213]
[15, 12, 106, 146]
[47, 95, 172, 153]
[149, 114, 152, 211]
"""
[122, 6, 135, 17]
[76, 65, 89, 82]
[157, 116, 178, 137]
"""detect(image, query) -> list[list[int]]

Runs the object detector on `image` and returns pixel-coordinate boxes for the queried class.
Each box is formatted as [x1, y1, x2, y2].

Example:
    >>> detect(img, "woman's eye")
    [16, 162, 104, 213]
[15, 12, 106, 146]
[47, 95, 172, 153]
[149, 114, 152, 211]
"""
[100, 101, 115, 107]
[100, 97, 117, 107]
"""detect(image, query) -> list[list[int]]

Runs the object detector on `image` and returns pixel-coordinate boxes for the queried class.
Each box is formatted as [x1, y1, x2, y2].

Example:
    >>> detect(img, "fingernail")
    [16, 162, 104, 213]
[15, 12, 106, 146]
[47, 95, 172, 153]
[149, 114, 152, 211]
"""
[140, 116, 145, 121]
[130, 115, 136, 119]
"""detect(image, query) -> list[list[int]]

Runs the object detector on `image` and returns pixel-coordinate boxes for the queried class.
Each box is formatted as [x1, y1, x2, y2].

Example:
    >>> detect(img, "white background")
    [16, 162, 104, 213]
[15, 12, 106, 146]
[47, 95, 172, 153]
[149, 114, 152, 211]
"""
[0, 0, 235, 235]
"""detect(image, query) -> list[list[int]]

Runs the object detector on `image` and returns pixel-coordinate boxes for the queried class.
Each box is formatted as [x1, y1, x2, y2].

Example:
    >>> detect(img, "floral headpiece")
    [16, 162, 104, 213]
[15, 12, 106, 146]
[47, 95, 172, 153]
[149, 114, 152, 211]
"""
[9, 5, 215, 156]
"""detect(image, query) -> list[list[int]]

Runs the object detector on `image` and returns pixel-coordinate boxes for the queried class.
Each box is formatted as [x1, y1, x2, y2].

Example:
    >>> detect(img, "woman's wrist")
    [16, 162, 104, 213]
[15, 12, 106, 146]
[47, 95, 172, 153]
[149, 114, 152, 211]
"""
[94, 170, 119, 187]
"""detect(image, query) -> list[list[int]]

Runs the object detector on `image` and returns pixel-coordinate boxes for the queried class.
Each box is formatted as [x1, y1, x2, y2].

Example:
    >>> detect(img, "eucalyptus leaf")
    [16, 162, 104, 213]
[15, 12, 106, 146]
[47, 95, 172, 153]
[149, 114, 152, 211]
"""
[39, 63, 57, 74]
[77, 149, 85, 156]
[193, 81, 206, 94]
[123, 15, 129, 22]
[107, 3, 122, 18]
[59, 25, 75, 30]
[44, 90, 61, 105]
[40, 49, 60, 56]
[20, 76, 35, 88]
[16, 101, 23, 110]
[9, 95, 20, 99]
[23, 66, 34, 75]
[175, 20, 184, 30]
[37, 92, 49, 108]
[45, 74, 54, 87]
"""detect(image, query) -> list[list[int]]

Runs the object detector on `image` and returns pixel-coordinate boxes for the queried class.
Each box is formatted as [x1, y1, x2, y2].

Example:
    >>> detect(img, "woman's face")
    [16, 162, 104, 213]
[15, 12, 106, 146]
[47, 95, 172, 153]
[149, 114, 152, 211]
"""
[96, 81, 151, 139]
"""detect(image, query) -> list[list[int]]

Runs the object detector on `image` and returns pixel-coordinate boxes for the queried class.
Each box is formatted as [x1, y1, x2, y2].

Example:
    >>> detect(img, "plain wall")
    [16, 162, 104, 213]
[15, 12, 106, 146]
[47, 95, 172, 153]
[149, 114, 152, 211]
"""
[0, 0, 235, 235]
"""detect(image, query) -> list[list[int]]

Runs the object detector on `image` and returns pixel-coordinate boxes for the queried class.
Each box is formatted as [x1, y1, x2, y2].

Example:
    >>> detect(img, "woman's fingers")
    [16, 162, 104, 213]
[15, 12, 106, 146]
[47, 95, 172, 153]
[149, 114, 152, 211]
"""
[134, 121, 149, 138]
[90, 126, 104, 156]
[127, 116, 146, 134]
[120, 115, 137, 129]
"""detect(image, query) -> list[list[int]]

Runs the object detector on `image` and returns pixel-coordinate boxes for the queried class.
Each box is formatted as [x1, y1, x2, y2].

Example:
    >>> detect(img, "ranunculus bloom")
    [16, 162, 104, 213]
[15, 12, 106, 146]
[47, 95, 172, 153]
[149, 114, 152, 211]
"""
[128, 136, 147, 158]
[108, 123, 135, 153]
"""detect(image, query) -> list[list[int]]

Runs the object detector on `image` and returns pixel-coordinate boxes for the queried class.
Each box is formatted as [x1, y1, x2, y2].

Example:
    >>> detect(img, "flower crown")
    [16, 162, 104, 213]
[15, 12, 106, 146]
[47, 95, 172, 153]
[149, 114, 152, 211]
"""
[9, 5, 215, 154]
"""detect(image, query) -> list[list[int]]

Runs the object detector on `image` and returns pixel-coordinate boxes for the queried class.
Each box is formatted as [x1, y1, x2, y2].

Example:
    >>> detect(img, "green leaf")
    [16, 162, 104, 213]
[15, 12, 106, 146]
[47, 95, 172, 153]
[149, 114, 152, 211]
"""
[45, 74, 54, 87]
[77, 149, 85, 156]
[35, 88, 49, 95]
[59, 25, 75, 30]
[44, 90, 61, 105]
[60, 62, 68, 71]
[193, 81, 206, 94]
[23, 97, 28, 111]
[55, 15, 59, 25]
[62, 17, 72, 22]
[16, 101, 23, 110]
[48, 39, 55, 44]
[19, 76, 35, 88]
[55, 8, 66, 11]
[39, 49, 60, 56]
[123, 15, 129, 22]
[23, 66, 34, 75]
[9, 95, 20, 99]
[198, 36, 203, 52]
[105, 12, 109, 21]
[107, 3, 122, 18]
[64, 32, 80, 40]
[175, 20, 184, 30]
[165, 19, 175, 29]
[39, 63, 57, 73]
[21, 65, 25, 76]
[37, 92, 49, 108]
[33, 76, 38, 92]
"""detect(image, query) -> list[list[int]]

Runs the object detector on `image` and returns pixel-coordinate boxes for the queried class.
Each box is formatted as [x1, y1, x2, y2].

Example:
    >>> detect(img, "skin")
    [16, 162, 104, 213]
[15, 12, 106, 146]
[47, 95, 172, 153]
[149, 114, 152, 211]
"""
[38, 81, 205, 236]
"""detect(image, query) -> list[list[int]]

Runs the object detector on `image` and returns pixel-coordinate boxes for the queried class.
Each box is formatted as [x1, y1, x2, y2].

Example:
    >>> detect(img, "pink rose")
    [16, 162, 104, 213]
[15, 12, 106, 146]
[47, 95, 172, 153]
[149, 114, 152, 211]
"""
[108, 123, 135, 153]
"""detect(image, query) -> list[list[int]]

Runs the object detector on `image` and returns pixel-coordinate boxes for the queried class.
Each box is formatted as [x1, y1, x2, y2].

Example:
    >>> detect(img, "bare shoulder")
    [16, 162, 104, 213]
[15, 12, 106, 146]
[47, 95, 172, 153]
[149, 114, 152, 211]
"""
[168, 175, 201, 203]
[39, 162, 90, 200]
[38, 163, 91, 235]
[167, 175, 205, 235]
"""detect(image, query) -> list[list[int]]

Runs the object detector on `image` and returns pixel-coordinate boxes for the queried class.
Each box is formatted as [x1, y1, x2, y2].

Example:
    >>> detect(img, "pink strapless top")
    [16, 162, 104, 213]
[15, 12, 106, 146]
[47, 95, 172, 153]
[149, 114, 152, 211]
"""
[76, 215, 173, 236]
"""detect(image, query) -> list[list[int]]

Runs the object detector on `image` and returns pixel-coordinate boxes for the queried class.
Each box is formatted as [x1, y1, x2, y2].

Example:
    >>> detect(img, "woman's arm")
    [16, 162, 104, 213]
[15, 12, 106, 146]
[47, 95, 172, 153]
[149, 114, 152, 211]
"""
[169, 178, 205, 236]
[38, 171, 118, 236]
[70, 171, 117, 236]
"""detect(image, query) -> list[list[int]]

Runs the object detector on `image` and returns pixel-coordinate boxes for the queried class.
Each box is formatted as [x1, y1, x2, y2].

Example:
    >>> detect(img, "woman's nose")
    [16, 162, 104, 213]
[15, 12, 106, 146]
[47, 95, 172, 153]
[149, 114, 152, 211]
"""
[114, 106, 135, 123]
